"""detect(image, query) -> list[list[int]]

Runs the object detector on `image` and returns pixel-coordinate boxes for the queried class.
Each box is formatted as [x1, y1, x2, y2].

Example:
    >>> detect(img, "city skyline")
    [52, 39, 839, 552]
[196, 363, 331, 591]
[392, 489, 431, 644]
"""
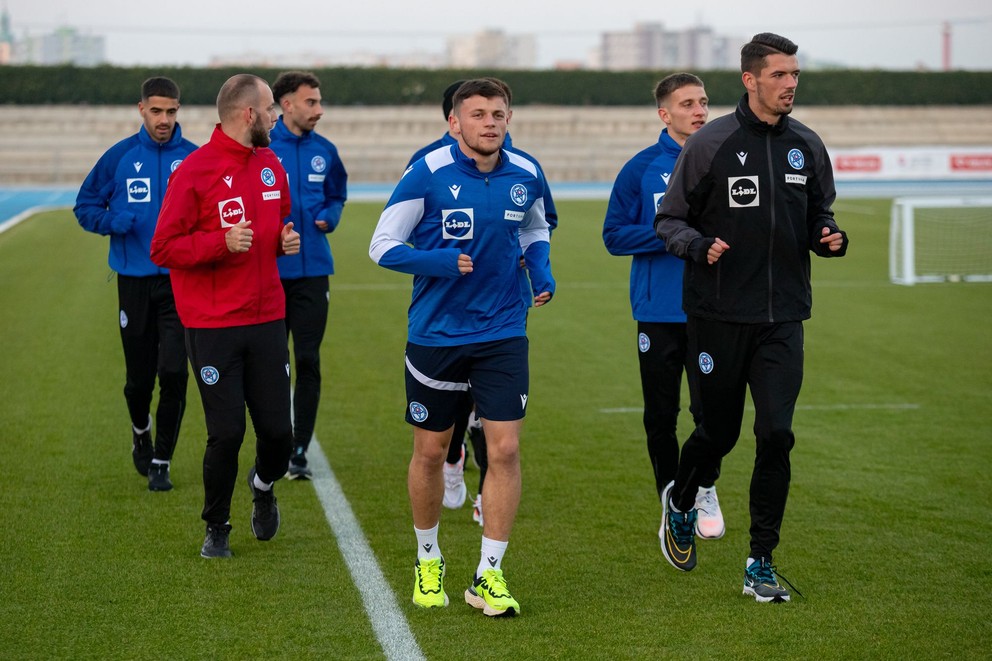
[3, 1, 991, 71]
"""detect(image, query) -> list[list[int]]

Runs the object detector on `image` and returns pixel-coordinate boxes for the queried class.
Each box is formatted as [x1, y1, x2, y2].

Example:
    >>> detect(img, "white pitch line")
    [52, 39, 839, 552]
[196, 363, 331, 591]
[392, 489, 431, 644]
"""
[306, 439, 425, 661]
[600, 402, 920, 414]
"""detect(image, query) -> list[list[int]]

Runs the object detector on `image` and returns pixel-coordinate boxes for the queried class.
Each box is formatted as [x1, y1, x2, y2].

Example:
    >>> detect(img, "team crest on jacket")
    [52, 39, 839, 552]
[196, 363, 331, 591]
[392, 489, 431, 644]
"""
[218, 197, 246, 227]
[170, 159, 183, 172]
[311, 155, 326, 173]
[728, 176, 759, 208]
[409, 401, 428, 423]
[788, 149, 805, 170]
[441, 208, 474, 240]
[127, 178, 151, 203]
[510, 184, 528, 207]
[698, 352, 714, 374]
[260, 167, 276, 186]
[200, 366, 220, 385]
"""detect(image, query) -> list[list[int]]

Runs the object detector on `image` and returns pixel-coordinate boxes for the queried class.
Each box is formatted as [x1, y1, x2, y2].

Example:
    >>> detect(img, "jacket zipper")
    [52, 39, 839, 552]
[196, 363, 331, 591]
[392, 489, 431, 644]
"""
[765, 132, 775, 323]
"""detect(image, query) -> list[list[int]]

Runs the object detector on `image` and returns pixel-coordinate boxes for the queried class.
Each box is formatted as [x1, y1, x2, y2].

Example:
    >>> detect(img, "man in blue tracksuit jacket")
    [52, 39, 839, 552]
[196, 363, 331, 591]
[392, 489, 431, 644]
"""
[603, 73, 725, 543]
[408, 79, 560, 525]
[74, 76, 197, 492]
[370, 79, 553, 617]
[270, 71, 348, 479]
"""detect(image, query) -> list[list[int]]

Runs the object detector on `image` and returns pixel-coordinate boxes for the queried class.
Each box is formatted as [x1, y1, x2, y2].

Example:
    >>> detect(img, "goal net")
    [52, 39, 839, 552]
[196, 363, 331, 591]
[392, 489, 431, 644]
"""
[889, 196, 992, 285]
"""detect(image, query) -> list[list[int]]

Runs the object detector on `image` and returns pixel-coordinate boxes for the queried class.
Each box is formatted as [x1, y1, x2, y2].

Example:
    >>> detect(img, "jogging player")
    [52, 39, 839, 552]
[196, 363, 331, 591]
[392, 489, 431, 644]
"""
[371, 78, 554, 617]
[603, 72, 726, 546]
[655, 33, 849, 602]
[75, 76, 196, 492]
[151, 74, 300, 559]
[269, 71, 349, 480]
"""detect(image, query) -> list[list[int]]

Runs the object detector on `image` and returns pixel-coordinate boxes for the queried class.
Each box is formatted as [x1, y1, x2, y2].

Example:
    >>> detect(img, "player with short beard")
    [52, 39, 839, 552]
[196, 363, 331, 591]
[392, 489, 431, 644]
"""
[269, 71, 349, 481]
[151, 74, 301, 559]
[74, 76, 197, 493]
[655, 34, 849, 602]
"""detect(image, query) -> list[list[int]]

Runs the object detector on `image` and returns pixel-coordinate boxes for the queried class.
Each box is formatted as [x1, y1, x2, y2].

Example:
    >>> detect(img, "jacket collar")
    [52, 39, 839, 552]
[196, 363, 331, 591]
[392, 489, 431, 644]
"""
[137, 122, 185, 149]
[271, 116, 311, 142]
[736, 93, 789, 136]
[658, 128, 682, 156]
[209, 124, 256, 160]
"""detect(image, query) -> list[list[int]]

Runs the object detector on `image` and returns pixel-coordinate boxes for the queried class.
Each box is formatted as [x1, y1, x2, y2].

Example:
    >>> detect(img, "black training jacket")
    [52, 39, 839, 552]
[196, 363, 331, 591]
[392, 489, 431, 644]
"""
[655, 94, 848, 324]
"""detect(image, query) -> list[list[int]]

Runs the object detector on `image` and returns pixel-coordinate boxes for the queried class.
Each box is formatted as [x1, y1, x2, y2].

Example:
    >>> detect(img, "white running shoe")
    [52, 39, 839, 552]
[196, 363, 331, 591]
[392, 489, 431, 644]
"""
[694, 485, 725, 539]
[442, 444, 467, 509]
[472, 494, 483, 527]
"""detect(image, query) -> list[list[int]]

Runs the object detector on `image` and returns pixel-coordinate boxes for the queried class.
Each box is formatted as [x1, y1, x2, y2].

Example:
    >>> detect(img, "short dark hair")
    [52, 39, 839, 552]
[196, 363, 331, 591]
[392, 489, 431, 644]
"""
[441, 79, 466, 120]
[741, 33, 799, 74]
[483, 77, 513, 107]
[217, 74, 266, 122]
[272, 71, 321, 102]
[654, 73, 704, 107]
[451, 79, 510, 115]
[141, 77, 180, 101]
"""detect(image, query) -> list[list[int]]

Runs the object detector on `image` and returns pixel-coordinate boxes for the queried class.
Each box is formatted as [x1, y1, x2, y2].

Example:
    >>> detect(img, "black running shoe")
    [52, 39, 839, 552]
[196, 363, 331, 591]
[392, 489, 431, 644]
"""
[247, 467, 280, 541]
[661, 481, 697, 571]
[201, 523, 233, 558]
[132, 426, 152, 477]
[147, 463, 173, 492]
[743, 557, 791, 603]
[287, 449, 312, 480]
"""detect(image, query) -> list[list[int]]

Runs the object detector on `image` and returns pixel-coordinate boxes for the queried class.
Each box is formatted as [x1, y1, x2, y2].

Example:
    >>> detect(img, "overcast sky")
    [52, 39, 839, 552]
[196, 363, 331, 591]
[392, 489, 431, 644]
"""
[5, 0, 992, 70]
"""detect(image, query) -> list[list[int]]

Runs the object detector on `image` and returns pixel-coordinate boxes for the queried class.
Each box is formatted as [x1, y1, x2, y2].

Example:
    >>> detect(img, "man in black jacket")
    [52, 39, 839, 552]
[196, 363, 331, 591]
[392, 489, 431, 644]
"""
[655, 32, 848, 603]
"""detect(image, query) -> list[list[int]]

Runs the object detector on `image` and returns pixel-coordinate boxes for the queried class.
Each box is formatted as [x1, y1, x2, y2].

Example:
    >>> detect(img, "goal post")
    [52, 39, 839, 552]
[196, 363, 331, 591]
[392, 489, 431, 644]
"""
[889, 196, 992, 285]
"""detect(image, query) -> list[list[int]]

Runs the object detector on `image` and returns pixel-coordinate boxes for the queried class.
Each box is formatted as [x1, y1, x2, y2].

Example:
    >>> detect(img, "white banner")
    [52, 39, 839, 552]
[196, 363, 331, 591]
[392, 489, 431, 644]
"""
[828, 146, 992, 181]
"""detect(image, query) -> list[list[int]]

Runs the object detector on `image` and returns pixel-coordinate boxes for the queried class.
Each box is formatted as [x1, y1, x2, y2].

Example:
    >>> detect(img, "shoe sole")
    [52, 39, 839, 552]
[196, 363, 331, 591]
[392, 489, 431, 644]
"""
[743, 586, 790, 603]
[412, 593, 449, 608]
[201, 549, 233, 559]
[696, 525, 725, 540]
[464, 589, 518, 617]
[148, 483, 173, 492]
[660, 481, 696, 572]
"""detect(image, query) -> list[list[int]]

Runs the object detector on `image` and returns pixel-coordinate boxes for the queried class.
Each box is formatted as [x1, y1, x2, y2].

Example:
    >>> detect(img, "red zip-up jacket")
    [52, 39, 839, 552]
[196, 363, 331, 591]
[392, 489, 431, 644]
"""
[151, 125, 291, 329]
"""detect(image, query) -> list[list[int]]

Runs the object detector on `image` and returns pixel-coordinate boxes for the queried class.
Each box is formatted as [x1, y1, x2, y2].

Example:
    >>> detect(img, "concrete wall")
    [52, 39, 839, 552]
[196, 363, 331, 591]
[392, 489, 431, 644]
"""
[2, 105, 991, 185]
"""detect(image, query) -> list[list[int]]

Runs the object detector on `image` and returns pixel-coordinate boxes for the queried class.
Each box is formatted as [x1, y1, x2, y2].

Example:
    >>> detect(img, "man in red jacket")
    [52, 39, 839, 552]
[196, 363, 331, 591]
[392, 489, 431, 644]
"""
[151, 73, 301, 559]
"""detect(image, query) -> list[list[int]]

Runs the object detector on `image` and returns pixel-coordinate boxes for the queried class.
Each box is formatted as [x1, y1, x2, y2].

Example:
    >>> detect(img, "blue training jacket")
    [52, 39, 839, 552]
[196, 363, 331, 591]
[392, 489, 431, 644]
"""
[74, 124, 196, 277]
[270, 117, 348, 278]
[603, 129, 686, 323]
[370, 145, 554, 347]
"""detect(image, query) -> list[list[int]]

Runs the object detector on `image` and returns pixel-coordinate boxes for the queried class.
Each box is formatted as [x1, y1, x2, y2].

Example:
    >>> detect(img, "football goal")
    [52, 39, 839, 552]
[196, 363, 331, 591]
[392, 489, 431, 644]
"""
[889, 196, 992, 285]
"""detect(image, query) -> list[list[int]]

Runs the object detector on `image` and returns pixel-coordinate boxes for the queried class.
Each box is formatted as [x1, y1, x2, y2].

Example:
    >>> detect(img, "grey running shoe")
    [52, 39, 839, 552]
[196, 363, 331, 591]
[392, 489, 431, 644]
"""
[247, 467, 280, 541]
[743, 557, 791, 603]
[200, 523, 232, 558]
[660, 481, 697, 571]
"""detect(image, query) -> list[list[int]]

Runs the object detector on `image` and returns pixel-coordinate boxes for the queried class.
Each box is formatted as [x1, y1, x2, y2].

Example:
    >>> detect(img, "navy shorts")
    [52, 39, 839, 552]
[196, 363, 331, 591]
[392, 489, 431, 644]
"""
[404, 337, 529, 431]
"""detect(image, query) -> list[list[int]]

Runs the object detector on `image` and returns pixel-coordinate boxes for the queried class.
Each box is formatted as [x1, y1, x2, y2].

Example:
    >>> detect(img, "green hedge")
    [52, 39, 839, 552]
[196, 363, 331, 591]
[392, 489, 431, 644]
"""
[2, 64, 990, 106]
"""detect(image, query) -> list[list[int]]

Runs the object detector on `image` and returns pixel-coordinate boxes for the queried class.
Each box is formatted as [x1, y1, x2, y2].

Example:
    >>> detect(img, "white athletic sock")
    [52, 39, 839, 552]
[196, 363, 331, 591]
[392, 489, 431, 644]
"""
[133, 414, 152, 434]
[151, 459, 169, 466]
[253, 472, 273, 492]
[477, 536, 508, 578]
[415, 523, 441, 560]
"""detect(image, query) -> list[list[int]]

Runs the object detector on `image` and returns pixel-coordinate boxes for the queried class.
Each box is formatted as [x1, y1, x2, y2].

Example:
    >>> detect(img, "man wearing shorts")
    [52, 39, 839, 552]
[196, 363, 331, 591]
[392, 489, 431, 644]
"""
[370, 78, 554, 617]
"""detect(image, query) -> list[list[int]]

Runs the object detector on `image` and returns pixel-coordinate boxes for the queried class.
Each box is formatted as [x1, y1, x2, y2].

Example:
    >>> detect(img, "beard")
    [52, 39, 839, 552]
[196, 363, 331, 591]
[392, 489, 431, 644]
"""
[250, 113, 271, 148]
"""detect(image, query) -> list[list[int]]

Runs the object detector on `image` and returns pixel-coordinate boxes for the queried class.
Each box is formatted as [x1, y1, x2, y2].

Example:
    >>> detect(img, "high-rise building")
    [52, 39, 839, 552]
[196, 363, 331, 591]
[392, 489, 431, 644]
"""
[447, 29, 537, 70]
[10, 23, 105, 66]
[592, 22, 744, 71]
